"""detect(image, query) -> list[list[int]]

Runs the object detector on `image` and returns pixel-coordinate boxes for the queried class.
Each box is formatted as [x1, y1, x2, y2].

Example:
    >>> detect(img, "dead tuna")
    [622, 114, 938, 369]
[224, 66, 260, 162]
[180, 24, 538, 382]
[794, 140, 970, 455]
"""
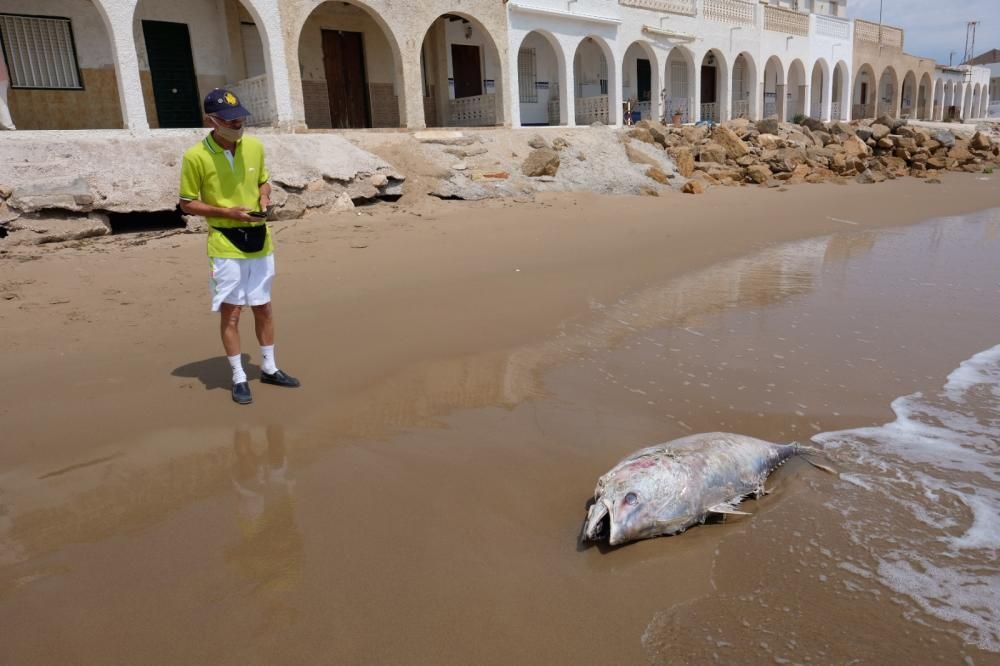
[583, 432, 830, 546]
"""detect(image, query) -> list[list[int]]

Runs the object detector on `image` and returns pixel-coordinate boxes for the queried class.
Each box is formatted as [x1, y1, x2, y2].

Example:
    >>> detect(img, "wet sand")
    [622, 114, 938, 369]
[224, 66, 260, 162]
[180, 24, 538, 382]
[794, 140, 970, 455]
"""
[1, 174, 999, 664]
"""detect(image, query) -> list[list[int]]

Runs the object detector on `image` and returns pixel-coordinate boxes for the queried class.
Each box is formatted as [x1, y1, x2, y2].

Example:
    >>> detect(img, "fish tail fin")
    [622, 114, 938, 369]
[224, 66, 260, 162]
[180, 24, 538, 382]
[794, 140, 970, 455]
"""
[793, 443, 838, 475]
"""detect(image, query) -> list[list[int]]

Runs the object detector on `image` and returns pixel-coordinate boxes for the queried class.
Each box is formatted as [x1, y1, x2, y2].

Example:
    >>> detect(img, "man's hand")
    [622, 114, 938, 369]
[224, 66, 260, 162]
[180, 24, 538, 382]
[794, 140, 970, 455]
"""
[259, 195, 271, 212]
[225, 207, 255, 223]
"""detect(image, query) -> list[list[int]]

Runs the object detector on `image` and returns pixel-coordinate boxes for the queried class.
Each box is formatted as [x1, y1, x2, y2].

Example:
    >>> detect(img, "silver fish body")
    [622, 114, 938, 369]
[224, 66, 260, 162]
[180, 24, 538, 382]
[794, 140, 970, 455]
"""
[584, 432, 801, 546]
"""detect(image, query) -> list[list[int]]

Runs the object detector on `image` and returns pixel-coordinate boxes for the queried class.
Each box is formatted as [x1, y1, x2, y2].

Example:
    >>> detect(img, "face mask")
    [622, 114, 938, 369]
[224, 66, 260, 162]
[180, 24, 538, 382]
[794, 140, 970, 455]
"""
[211, 117, 244, 142]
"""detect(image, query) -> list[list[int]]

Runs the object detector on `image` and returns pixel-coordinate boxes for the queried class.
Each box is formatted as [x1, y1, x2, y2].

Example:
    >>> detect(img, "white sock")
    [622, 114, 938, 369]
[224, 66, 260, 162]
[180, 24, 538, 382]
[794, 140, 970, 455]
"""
[260, 345, 278, 375]
[228, 354, 247, 384]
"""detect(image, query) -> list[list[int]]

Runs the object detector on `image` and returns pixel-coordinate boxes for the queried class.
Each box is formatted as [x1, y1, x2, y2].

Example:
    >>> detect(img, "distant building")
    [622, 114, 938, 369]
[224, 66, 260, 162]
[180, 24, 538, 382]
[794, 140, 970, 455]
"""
[965, 49, 999, 117]
[0, 0, 990, 130]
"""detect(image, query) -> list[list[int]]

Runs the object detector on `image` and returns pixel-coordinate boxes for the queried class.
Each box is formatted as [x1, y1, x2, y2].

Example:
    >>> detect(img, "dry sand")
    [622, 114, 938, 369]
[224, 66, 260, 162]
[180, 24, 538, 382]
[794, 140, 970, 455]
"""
[1, 173, 999, 664]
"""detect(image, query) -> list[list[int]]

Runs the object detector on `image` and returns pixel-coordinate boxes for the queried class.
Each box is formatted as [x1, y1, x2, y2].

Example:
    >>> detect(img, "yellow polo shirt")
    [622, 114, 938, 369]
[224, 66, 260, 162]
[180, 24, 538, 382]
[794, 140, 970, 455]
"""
[179, 133, 272, 259]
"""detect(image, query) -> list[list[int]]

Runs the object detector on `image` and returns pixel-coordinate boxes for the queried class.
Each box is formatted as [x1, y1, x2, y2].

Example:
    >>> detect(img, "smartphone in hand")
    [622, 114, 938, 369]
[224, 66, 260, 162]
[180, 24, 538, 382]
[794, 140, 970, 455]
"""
[248, 211, 268, 219]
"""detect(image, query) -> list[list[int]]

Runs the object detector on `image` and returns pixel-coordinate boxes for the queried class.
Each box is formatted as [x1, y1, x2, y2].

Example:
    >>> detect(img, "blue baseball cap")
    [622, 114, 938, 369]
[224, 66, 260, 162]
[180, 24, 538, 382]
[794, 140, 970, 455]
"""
[203, 88, 250, 120]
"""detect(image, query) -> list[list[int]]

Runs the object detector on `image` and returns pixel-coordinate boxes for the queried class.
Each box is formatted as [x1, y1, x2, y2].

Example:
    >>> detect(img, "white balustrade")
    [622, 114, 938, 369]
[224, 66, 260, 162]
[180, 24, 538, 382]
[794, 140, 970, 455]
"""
[700, 102, 719, 123]
[814, 14, 850, 40]
[830, 101, 842, 120]
[576, 95, 609, 125]
[619, 0, 696, 16]
[449, 94, 498, 127]
[731, 99, 750, 118]
[854, 20, 903, 50]
[703, 0, 755, 26]
[763, 5, 809, 36]
[227, 74, 275, 127]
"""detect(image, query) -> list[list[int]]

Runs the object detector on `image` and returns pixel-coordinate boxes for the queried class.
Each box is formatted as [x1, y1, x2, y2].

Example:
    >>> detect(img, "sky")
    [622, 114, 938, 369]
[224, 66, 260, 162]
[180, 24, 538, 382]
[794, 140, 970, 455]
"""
[848, 0, 999, 65]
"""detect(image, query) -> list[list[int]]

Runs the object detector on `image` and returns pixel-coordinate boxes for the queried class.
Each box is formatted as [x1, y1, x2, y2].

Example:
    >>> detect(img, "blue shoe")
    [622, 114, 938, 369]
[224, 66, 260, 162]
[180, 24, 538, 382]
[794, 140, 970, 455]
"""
[232, 381, 253, 404]
[261, 370, 300, 388]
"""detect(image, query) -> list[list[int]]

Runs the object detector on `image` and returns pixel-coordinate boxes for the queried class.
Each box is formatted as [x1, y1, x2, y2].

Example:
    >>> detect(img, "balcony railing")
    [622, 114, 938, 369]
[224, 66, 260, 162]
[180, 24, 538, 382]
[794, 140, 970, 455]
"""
[449, 94, 498, 127]
[619, 0, 696, 16]
[226, 74, 275, 127]
[852, 102, 875, 119]
[732, 99, 750, 118]
[810, 102, 822, 119]
[664, 97, 692, 124]
[764, 5, 809, 36]
[830, 101, 843, 120]
[814, 14, 850, 40]
[703, 0, 755, 26]
[854, 19, 903, 50]
[700, 102, 720, 123]
[576, 95, 610, 125]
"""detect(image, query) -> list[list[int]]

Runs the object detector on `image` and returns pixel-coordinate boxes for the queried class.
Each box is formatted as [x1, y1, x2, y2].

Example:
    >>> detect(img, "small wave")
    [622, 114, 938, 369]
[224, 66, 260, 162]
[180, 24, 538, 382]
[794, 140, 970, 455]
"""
[814, 343, 1000, 652]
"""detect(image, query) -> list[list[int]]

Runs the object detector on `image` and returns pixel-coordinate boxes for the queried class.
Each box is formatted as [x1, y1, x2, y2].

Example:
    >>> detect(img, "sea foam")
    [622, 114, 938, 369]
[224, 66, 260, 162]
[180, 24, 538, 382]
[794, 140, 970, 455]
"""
[814, 344, 1000, 652]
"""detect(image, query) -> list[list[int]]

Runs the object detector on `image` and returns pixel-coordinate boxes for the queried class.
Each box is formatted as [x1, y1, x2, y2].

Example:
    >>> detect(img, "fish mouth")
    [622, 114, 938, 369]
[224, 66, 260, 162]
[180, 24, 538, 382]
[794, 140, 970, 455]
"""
[584, 499, 611, 541]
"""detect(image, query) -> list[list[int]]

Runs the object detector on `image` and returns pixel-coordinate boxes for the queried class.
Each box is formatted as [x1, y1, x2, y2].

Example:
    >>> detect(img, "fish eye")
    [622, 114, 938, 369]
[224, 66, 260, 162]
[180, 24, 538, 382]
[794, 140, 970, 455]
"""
[624, 492, 638, 506]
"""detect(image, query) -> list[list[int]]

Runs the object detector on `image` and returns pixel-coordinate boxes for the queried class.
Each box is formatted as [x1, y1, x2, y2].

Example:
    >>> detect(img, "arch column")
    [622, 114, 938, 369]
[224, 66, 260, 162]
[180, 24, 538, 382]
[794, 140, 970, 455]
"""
[507, 37, 522, 128]
[693, 63, 702, 122]
[822, 68, 833, 121]
[559, 35, 577, 127]
[720, 64, 732, 122]
[99, 0, 148, 131]
[257, 22, 294, 127]
[608, 44, 623, 128]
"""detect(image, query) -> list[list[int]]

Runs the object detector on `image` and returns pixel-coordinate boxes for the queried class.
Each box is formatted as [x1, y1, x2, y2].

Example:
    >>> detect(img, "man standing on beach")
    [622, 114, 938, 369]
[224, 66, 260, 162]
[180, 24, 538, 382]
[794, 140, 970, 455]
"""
[0, 45, 15, 130]
[179, 88, 299, 405]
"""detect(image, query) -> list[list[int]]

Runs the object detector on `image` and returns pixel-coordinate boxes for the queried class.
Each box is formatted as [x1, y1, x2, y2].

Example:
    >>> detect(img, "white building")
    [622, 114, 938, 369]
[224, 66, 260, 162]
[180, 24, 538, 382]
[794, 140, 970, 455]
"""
[0, 0, 990, 131]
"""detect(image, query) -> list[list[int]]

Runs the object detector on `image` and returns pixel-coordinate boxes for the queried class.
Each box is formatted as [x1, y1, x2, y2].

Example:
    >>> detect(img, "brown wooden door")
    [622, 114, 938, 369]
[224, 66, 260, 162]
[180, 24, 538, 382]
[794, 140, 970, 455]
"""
[322, 29, 370, 128]
[451, 44, 482, 99]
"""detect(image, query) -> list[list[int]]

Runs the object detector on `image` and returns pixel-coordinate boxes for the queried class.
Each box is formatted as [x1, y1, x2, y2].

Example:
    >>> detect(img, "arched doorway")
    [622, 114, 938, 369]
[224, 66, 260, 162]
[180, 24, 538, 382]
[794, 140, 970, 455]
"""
[786, 59, 806, 120]
[731, 52, 756, 119]
[917, 73, 932, 120]
[763, 56, 785, 120]
[295, 1, 403, 129]
[418, 13, 504, 128]
[133, 0, 271, 128]
[900, 70, 916, 117]
[0, 1, 123, 129]
[622, 41, 658, 124]
[853, 63, 875, 119]
[698, 49, 727, 123]
[664, 47, 694, 124]
[810, 59, 827, 119]
[573, 36, 613, 125]
[932, 79, 944, 120]
[982, 85, 991, 118]
[962, 83, 973, 119]
[516, 31, 564, 126]
[877, 66, 898, 117]
[971, 84, 982, 119]
[832, 61, 849, 121]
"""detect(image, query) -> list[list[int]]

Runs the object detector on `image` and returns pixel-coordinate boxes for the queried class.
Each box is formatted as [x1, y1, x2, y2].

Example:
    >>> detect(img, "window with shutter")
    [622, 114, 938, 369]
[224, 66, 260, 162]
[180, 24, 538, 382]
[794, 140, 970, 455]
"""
[0, 14, 82, 90]
[518, 48, 537, 103]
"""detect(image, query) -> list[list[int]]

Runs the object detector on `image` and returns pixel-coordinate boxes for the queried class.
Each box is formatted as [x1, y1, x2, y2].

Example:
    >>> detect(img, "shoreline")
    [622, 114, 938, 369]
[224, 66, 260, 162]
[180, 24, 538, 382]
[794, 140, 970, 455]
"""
[2, 172, 999, 471]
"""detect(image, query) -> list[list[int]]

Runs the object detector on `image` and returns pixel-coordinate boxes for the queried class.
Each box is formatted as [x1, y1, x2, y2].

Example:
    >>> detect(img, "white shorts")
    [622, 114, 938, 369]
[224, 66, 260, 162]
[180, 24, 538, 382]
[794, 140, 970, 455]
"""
[210, 255, 275, 311]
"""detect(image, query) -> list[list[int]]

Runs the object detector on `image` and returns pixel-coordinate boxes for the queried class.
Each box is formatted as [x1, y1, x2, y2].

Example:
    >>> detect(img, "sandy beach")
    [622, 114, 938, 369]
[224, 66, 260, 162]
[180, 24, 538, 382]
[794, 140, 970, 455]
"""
[1, 173, 999, 664]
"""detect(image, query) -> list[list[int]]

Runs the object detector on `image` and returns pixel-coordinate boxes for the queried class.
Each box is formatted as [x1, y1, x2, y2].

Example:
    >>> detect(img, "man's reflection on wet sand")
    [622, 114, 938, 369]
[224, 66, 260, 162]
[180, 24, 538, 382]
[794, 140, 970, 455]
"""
[225, 425, 303, 629]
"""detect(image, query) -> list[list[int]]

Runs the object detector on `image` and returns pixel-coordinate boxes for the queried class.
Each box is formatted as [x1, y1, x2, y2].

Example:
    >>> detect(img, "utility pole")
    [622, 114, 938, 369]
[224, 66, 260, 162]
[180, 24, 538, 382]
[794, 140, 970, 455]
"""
[963, 21, 979, 64]
[949, 51, 956, 66]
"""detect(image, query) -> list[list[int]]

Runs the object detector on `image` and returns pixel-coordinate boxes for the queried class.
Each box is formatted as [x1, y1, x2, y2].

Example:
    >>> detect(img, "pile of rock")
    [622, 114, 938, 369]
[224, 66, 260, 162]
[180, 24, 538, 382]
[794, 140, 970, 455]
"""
[627, 115, 1000, 192]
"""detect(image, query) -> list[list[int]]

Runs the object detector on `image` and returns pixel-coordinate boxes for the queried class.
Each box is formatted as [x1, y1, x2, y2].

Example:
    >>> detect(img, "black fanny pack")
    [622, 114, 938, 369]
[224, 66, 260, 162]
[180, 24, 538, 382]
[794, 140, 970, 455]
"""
[214, 225, 267, 253]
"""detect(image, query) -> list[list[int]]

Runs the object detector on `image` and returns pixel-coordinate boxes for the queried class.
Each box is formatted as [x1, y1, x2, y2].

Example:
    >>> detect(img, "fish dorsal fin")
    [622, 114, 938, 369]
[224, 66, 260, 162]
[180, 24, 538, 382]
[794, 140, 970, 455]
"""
[707, 501, 751, 516]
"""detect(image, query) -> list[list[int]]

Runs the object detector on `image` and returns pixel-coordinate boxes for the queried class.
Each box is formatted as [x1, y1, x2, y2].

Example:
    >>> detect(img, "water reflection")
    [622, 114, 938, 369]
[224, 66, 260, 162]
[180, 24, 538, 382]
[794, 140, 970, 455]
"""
[225, 425, 303, 630]
[0, 229, 876, 572]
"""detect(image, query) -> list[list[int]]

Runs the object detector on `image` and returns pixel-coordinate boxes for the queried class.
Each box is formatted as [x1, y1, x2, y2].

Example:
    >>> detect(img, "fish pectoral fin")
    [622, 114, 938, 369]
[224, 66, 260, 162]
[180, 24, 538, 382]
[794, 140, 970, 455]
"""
[707, 502, 751, 516]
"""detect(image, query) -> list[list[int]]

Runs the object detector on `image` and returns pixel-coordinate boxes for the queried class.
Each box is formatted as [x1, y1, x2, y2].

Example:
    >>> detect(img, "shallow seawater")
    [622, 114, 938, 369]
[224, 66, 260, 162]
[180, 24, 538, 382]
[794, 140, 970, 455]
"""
[2, 209, 1000, 664]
